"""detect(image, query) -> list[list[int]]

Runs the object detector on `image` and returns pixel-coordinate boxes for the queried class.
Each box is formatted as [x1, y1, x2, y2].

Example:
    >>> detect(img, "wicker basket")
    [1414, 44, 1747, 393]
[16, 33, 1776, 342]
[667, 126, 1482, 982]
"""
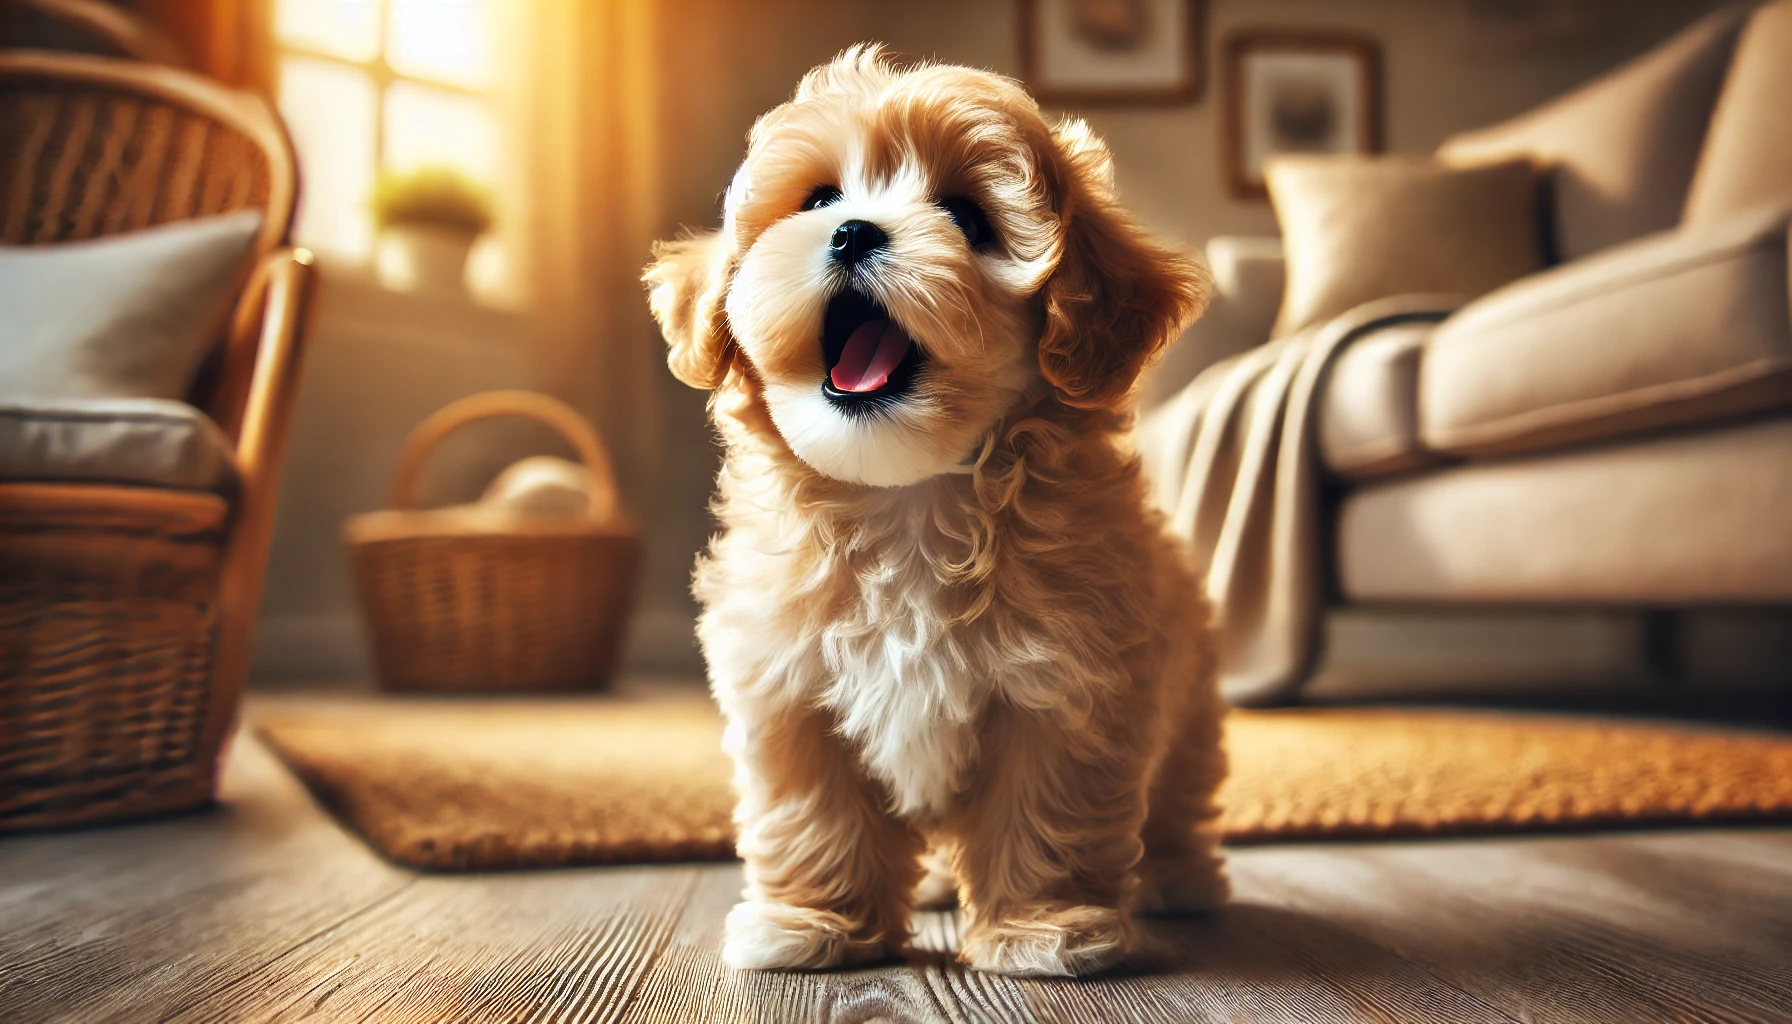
[345, 391, 640, 693]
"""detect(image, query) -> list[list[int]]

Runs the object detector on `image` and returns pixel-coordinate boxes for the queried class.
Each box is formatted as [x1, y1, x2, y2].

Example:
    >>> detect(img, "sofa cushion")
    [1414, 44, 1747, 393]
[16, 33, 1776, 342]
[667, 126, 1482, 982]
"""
[1267, 156, 1543, 338]
[1339, 414, 1792, 603]
[0, 397, 237, 492]
[1419, 206, 1792, 458]
[1318, 322, 1442, 480]
[0, 211, 263, 400]
[1684, 2, 1792, 225]
[1439, 5, 1749, 262]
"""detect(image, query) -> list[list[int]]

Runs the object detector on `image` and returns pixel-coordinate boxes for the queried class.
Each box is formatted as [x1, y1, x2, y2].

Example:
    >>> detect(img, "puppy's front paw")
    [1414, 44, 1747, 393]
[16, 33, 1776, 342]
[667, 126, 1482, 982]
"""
[1136, 857, 1230, 916]
[960, 904, 1133, 977]
[722, 901, 888, 971]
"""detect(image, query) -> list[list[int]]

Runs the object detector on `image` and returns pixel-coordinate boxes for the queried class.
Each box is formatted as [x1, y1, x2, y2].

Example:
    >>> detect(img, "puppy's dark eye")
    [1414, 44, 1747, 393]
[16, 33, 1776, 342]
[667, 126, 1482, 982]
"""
[801, 185, 843, 211]
[939, 196, 993, 249]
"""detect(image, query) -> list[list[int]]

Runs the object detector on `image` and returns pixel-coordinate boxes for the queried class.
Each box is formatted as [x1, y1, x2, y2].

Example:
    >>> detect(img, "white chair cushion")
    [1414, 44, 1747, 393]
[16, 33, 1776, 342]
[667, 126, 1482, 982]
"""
[0, 211, 262, 400]
[0, 396, 236, 492]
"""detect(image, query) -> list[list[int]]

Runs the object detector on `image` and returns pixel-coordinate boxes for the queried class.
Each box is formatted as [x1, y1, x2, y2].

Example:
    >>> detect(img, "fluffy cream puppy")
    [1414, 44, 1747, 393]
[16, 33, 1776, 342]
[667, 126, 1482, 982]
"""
[644, 45, 1225, 978]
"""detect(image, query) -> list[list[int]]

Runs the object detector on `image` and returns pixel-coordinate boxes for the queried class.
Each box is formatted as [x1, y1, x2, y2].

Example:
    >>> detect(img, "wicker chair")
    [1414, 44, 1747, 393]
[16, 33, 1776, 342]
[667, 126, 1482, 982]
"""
[0, 50, 314, 830]
[0, 0, 189, 65]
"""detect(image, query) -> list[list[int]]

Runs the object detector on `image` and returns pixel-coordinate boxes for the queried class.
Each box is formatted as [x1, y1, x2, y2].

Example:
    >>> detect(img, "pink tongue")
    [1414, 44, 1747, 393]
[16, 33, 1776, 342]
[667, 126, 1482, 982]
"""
[829, 319, 911, 393]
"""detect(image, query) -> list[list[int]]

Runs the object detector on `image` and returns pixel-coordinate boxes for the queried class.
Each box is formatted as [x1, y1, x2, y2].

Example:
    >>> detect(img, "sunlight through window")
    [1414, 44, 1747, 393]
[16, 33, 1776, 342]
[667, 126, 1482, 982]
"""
[384, 80, 497, 182]
[388, 0, 489, 88]
[277, 56, 377, 258]
[274, 0, 509, 297]
[274, 0, 380, 63]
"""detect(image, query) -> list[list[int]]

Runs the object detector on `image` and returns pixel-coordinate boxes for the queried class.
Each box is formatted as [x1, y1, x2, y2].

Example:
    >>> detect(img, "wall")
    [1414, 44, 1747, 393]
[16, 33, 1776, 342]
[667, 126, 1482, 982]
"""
[879, 0, 1728, 244]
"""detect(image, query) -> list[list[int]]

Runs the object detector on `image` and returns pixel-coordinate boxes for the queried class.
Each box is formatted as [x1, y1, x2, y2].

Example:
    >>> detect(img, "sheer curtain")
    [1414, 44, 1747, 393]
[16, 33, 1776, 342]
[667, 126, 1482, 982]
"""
[130, 0, 273, 87]
[509, 0, 664, 521]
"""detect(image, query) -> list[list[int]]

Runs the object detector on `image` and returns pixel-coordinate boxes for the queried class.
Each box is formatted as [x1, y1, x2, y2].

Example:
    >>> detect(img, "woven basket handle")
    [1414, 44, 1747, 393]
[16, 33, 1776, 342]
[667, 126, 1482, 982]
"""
[391, 390, 618, 522]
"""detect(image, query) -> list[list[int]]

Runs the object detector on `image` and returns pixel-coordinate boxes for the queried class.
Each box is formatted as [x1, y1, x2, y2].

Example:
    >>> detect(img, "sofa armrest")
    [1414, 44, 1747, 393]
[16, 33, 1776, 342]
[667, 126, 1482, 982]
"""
[1141, 236, 1285, 408]
[1419, 206, 1792, 458]
[1207, 235, 1286, 342]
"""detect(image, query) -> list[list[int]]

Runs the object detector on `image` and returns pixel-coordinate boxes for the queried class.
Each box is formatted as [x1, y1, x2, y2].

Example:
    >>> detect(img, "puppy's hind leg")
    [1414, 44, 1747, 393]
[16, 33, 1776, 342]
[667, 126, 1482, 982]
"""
[725, 705, 924, 970]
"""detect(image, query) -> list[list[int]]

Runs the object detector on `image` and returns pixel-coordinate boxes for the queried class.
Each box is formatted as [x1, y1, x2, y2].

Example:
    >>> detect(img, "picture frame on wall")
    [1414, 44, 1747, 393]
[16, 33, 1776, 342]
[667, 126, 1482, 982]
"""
[1020, 0, 1205, 105]
[1224, 32, 1382, 197]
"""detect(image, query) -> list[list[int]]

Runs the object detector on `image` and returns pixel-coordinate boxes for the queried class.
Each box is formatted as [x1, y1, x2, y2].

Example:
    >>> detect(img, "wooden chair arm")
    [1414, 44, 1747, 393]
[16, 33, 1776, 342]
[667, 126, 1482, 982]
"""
[199, 246, 316, 768]
[232, 247, 316, 503]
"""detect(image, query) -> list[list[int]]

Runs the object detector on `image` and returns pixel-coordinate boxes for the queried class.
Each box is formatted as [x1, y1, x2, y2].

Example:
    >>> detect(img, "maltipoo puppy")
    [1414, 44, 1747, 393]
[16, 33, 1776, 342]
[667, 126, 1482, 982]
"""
[644, 45, 1225, 978]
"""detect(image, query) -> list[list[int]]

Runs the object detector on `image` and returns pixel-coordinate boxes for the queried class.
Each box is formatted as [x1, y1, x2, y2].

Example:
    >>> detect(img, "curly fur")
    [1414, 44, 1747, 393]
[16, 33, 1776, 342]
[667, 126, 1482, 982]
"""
[644, 45, 1227, 978]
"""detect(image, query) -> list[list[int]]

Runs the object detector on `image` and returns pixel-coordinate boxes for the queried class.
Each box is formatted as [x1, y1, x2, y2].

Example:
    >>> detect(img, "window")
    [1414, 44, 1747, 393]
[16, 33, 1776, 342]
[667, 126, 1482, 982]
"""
[274, 0, 515, 301]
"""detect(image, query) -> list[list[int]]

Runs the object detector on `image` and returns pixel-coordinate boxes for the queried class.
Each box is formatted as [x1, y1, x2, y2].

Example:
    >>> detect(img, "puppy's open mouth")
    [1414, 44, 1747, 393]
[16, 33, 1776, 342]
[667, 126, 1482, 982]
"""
[820, 290, 924, 410]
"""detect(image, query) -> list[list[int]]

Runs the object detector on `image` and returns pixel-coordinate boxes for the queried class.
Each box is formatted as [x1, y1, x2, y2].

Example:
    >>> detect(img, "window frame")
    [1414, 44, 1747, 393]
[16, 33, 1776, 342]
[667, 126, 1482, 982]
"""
[273, 0, 493, 245]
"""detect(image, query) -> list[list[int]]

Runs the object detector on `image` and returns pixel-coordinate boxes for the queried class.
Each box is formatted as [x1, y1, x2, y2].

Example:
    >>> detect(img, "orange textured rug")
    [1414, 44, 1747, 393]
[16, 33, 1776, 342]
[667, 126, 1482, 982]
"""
[255, 699, 1792, 871]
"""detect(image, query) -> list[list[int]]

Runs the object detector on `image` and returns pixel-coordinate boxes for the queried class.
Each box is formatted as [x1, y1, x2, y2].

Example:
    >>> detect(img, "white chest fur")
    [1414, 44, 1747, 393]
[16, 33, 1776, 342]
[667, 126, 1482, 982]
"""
[813, 553, 989, 819]
[698, 502, 997, 821]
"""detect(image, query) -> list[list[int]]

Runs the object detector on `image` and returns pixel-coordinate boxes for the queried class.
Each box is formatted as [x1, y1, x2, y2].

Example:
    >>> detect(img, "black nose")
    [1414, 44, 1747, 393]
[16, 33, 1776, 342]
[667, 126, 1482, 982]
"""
[830, 219, 888, 266]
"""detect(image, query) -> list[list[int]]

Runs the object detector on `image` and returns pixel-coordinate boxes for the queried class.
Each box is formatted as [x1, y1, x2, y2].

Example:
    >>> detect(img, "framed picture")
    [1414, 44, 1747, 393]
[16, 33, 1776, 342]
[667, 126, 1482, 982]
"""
[1020, 0, 1204, 105]
[1223, 32, 1382, 197]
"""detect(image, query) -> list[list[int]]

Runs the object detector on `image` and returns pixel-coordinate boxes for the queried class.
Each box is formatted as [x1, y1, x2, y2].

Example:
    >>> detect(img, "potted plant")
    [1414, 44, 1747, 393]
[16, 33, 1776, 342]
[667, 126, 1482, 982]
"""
[372, 168, 494, 296]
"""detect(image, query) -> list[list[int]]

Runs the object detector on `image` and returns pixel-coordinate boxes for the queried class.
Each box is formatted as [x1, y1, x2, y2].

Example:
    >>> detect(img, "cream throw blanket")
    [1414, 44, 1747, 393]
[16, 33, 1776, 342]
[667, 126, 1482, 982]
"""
[1140, 296, 1463, 705]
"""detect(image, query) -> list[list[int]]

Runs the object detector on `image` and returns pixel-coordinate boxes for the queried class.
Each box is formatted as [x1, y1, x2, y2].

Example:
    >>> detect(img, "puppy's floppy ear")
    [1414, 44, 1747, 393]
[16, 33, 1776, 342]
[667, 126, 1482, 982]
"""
[644, 229, 736, 390]
[1038, 119, 1210, 409]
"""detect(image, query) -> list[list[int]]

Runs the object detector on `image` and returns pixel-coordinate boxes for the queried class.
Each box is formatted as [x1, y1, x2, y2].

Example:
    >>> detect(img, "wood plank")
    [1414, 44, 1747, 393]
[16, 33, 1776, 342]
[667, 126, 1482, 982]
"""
[0, 736, 414, 1024]
[1243, 831, 1792, 1024]
[171, 865, 700, 1023]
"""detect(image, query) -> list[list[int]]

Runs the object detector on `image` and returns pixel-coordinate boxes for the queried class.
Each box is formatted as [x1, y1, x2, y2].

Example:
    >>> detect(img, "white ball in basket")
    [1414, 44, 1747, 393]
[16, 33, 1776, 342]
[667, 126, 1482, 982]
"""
[479, 455, 613, 520]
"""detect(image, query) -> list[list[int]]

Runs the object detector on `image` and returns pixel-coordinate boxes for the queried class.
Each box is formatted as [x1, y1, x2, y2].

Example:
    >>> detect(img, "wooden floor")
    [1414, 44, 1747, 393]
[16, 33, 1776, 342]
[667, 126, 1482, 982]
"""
[5, 732, 1792, 1023]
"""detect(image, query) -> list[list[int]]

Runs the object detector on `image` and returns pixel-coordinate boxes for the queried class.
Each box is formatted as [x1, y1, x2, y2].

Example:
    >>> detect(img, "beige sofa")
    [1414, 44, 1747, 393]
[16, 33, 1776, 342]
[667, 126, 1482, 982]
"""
[1150, 3, 1792, 704]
